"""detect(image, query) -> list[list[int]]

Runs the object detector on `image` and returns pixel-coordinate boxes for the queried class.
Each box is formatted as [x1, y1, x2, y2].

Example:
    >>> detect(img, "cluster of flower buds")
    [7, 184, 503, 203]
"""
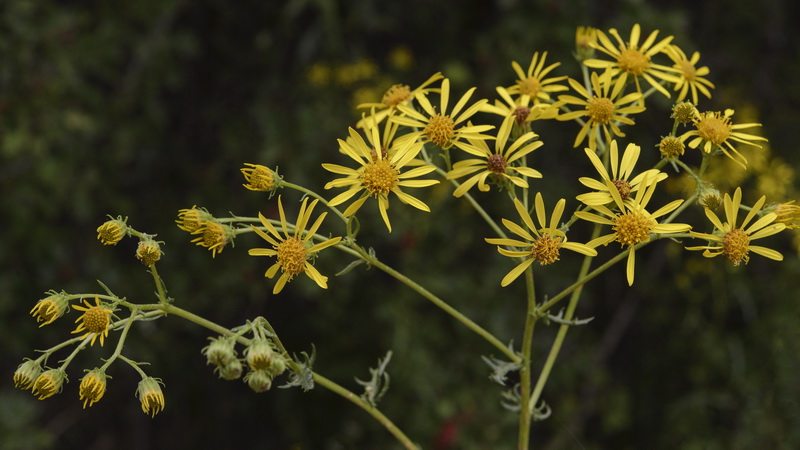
[202, 334, 288, 393]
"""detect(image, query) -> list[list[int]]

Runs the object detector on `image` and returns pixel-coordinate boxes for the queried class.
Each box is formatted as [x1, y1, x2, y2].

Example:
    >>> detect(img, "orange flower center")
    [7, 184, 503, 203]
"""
[613, 211, 651, 247]
[362, 159, 399, 195]
[517, 77, 542, 97]
[587, 97, 615, 124]
[695, 113, 732, 145]
[382, 84, 411, 107]
[617, 48, 650, 76]
[531, 235, 562, 265]
[722, 228, 750, 265]
[277, 236, 307, 276]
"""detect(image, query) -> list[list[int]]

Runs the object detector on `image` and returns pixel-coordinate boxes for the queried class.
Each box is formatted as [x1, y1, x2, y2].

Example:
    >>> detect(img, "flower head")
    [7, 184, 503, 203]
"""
[71, 297, 114, 346]
[357, 72, 444, 126]
[446, 115, 544, 197]
[773, 201, 800, 229]
[244, 338, 275, 371]
[575, 26, 599, 61]
[658, 135, 685, 159]
[136, 238, 162, 266]
[480, 86, 558, 130]
[176, 205, 212, 233]
[556, 69, 646, 152]
[96, 218, 127, 245]
[203, 336, 238, 367]
[244, 369, 273, 393]
[190, 221, 234, 258]
[323, 123, 439, 232]
[32, 368, 67, 400]
[680, 109, 767, 168]
[506, 52, 569, 103]
[241, 163, 278, 192]
[136, 377, 165, 417]
[687, 188, 786, 265]
[584, 24, 680, 98]
[486, 194, 597, 286]
[30, 292, 70, 327]
[79, 369, 107, 408]
[576, 174, 691, 285]
[13, 359, 43, 391]
[665, 45, 715, 105]
[248, 196, 342, 294]
[393, 78, 493, 150]
[577, 140, 667, 207]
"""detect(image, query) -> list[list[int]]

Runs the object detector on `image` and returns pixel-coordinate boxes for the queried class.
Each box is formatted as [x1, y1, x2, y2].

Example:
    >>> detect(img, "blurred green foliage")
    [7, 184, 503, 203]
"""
[3, 0, 799, 448]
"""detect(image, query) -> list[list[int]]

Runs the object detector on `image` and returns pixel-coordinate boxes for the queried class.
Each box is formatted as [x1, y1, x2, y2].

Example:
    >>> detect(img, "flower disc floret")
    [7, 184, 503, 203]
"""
[424, 114, 456, 148]
[531, 235, 562, 265]
[587, 97, 615, 124]
[723, 228, 750, 265]
[617, 48, 650, 76]
[613, 212, 652, 246]
[695, 112, 732, 145]
[276, 236, 307, 277]
[71, 297, 113, 346]
[382, 84, 411, 107]
[362, 159, 399, 195]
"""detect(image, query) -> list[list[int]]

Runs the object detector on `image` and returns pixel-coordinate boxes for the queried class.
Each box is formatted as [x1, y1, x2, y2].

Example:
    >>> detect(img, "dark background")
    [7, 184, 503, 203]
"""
[3, 0, 800, 448]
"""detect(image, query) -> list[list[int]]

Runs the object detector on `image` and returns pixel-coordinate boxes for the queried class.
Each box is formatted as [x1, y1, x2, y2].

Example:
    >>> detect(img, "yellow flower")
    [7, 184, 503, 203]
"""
[575, 26, 599, 61]
[30, 292, 69, 327]
[393, 78, 494, 150]
[665, 45, 714, 105]
[249, 196, 342, 294]
[136, 238, 162, 266]
[486, 194, 597, 286]
[32, 369, 67, 400]
[322, 124, 439, 232]
[71, 297, 114, 346]
[241, 163, 278, 192]
[575, 174, 691, 285]
[680, 109, 767, 168]
[576, 140, 667, 206]
[79, 369, 107, 408]
[556, 69, 646, 152]
[657, 135, 685, 159]
[190, 221, 233, 258]
[506, 52, 569, 103]
[584, 23, 681, 98]
[175, 205, 212, 233]
[687, 187, 785, 265]
[13, 359, 43, 391]
[773, 201, 800, 229]
[356, 72, 444, 126]
[136, 377, 165, 417]
[96, 218, 127, 245]
[446, 115, 543, 197]
[480, 86, 558, 129]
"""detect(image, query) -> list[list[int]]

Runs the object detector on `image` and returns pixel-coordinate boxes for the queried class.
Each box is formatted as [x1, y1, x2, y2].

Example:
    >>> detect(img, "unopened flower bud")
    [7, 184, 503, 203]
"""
[30, 292, 70, 327]
[136, 377, 165, 417]
[699, 188, 722, 211]
[136, 238, 162, 266]
[241, 164, 279, 192]
[32, 368, 67, 400]
[202, 336, 237, 367]
[244, 338, 274, 371]
[244, 369, 273, 393]
[658, 136, 685, 159]
[672, 102, 697, 124]
[217, 359, 244, 381]
[79, 369, 107, 408]
[96, 217, 128, 245]
[13, 359, 43, 391]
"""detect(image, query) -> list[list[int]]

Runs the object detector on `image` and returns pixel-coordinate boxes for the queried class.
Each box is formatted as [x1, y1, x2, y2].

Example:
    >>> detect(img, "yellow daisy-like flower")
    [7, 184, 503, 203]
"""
[584, 23, 681, 98]
[136, 377, 166, 417]
[773, 200, 800, 229]
[575, 26, 599, 62]
[446, 115, 544, 197]
[556, 69, 646, 152]
[79, 369, 107, 408]
[687, 188, 785, 265]
[248, 196, 342, 294]
[486, 194, 597, 286]
[32, 369, 67, 400]
[30, 292, 69, 327]
[506, 52, 569, 103]
[322, 124, 439, 232]
[190, 221, 233, 258]
[356, 72, 444, 126]
[575, 174, 691, 285]
[680, 109, 768, 168]
[393, 78, 494, 150]
[241, 163, 277, 192]
[576, 140, 667, 206]
[71, 297, 114, 346]
[665, 45, 714, 105]
[480, 86, 558, 129]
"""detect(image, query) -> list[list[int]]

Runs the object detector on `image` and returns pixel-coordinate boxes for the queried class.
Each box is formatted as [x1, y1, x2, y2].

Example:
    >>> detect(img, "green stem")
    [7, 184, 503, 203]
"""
[100, 310, 139, 371]
[313, 372, 419, 449]
[360, 248, 521, 364]
[517, 265, 537, 449]
[528, 223, 600, 413]
[149, 265, 168, 305]
[282, 181, 349, 224]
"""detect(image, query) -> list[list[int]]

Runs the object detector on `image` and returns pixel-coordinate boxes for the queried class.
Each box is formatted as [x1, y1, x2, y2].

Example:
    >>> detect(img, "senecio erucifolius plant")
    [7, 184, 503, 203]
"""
[16, 24, 795, 448]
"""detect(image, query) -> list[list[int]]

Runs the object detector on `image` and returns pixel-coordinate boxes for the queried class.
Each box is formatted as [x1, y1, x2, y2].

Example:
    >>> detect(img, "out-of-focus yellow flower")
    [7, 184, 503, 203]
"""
[687, 187, 785, 265]
[575, 26, 599, 61]
[357, 72, 443, 126]
[665, 45, 714, 105]
[506, 52, 569, 103]
[486, 194, 597, 286]
[480, 86, 558, 130]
